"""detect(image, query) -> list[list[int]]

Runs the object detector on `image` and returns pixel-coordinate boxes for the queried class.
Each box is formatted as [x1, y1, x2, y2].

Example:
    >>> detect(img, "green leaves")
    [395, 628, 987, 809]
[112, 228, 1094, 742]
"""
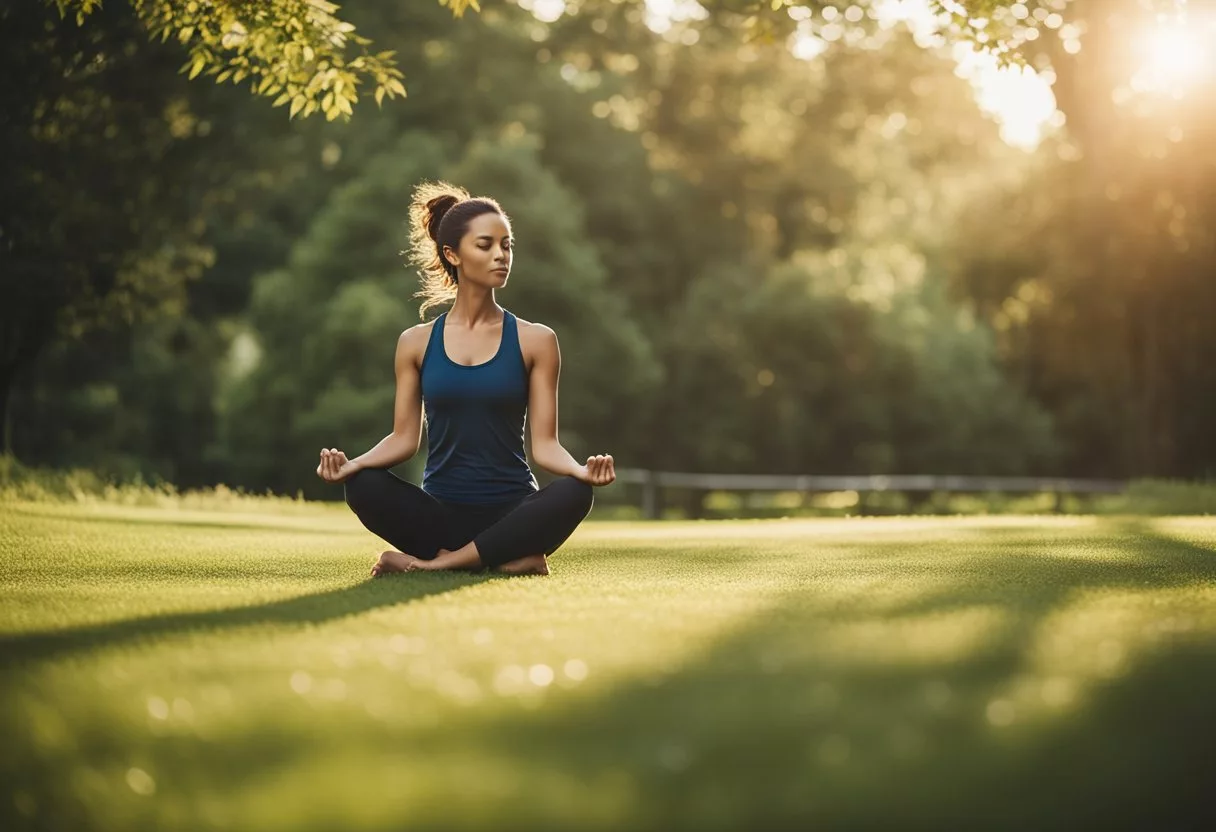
[48, 0, 1103, 118]
[52, 0, 475, 120]
[438, 0, 482, 17]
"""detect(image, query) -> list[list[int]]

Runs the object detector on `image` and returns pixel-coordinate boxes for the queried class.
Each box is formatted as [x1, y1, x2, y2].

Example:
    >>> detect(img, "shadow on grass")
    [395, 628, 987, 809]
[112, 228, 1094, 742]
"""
[0, 573, 487, 670]
[402, 521, 1216, 830]
[880, 519, 1216, 619]
[3, 506, 351, 536]
[3, 520, 1214, 831]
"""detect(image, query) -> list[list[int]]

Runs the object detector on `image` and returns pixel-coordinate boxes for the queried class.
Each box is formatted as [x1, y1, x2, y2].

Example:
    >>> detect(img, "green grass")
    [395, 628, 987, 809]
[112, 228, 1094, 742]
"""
[2, 501, 1215, 831]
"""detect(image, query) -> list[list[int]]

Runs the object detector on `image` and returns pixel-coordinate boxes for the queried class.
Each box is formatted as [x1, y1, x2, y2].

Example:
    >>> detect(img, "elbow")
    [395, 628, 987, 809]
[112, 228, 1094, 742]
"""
[393, 432, 421, 464]
[530, 438, 558, 469]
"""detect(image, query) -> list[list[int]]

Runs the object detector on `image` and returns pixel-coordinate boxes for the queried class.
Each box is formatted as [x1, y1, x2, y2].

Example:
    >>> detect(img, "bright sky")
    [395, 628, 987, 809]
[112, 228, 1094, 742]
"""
[1130, 11, 1215, 95]
[522, 0, 1216, 152]
[802, 0, 1061, 151]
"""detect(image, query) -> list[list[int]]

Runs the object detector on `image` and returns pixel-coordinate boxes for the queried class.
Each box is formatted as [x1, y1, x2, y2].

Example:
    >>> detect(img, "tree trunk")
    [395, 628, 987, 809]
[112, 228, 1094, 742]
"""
[0, 312, 55, 458]
[0, 363, 13, 457]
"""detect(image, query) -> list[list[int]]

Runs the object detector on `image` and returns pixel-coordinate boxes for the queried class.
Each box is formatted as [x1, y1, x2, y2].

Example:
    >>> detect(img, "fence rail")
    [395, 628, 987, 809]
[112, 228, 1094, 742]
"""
[611, 469, 1127, 519]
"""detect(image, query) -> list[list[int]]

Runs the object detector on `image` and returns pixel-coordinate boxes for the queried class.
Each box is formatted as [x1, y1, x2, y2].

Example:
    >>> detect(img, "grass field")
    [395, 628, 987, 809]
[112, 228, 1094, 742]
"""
[2, 501, 1215, 831]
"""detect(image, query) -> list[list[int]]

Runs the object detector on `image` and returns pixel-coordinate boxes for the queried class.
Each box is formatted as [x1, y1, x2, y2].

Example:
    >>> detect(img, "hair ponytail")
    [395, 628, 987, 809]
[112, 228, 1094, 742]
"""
[406, 180, 506, 319]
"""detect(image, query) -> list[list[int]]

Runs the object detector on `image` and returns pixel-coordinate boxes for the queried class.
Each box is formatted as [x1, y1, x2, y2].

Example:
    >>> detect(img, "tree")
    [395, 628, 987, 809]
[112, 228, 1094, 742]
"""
[20, 0, 1202, 489]
[1, 2, 217, 450]
[944, 0, 1216, 477]
[45, 0, 475, 119]
[9, 0, 682, 484]
[44, 0, 1159, 124]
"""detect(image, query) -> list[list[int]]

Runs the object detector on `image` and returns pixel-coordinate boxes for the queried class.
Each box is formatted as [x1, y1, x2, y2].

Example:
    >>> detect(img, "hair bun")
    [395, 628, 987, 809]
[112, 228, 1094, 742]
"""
[425, 194, 461, 243]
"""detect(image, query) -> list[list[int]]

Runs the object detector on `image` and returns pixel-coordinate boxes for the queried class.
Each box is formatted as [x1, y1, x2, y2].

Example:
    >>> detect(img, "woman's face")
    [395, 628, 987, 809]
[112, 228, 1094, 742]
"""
[444, 212, 513, 288]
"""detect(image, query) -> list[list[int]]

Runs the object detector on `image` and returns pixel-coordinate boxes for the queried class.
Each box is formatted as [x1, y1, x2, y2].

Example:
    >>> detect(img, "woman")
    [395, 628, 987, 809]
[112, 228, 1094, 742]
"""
[315, 181, 615, 577]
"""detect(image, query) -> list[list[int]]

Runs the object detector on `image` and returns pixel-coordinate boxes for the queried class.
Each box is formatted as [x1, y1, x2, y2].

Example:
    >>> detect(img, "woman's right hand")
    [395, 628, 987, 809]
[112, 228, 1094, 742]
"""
[578, 453, 616, 487]
[316, 448, 361, 484]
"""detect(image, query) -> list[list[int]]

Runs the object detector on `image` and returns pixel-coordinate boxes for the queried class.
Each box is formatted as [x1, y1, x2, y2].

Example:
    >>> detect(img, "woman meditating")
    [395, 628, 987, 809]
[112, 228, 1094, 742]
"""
[314, 181, 615, 577]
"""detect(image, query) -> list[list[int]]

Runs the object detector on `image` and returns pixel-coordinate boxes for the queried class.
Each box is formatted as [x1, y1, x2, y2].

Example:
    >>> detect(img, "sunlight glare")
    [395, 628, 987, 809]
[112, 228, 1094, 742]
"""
[792, 0, 1060, 151]
[1131, 19, 1214, 95]
[791, 26, 829, 61]
[643, 0, 709, 35]
[952, 44, 1058, 151]
[521, 0, 567, 25]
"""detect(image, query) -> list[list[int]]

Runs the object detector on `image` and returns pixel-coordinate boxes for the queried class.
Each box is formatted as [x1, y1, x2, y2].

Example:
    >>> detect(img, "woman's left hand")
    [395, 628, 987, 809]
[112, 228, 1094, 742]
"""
[579, 454, 616, 487]
[317, 448, 361, 484]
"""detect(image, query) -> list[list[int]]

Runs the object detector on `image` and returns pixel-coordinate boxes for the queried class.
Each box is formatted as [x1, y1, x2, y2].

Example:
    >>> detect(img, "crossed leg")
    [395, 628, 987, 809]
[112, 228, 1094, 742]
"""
[399, 477, 593, 575]
[345, 470, 590, 577]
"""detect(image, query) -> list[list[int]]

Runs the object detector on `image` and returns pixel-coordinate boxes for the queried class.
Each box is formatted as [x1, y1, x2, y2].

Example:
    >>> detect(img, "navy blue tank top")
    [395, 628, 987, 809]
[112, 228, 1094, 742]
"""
[420, 310, 538, 504]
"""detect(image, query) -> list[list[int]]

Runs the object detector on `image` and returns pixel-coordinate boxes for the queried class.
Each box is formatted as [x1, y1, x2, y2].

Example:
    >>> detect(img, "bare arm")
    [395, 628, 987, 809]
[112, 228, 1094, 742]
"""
[525, 324, 615, 486]
[317, 326, 425, 483]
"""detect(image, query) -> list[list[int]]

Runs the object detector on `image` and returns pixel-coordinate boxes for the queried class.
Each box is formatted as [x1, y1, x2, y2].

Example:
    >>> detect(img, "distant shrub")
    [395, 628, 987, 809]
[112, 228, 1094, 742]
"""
[1091, 480, 1216, 516]
[621, 480, 1216, 519]
[4, 456, 1214, 517]
[0, 455, 318, 513]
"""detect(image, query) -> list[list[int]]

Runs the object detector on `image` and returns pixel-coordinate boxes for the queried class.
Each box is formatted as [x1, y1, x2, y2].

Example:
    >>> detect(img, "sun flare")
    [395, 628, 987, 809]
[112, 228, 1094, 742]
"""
[1132, 19, 1214, 95]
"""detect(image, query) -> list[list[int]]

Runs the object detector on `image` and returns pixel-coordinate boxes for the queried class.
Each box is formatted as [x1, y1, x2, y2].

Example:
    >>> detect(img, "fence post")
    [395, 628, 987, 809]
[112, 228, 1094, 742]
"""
[643, 470, 659, 520]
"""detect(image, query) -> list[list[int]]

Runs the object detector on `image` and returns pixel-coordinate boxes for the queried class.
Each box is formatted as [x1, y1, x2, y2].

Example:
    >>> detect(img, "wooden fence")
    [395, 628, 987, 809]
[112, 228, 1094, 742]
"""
[611, 469, 1127, 519]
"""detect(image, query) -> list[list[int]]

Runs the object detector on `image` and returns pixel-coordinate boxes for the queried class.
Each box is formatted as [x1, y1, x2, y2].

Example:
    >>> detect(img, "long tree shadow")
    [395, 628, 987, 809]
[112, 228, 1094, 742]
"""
[385, 523, 1216, 831]
[4, 522, 1214, 831]
[878, 518, 1216, 621]
[0, 573, 489, 671]
[0, 540, 764, 674]
[3, 507, 352, 536]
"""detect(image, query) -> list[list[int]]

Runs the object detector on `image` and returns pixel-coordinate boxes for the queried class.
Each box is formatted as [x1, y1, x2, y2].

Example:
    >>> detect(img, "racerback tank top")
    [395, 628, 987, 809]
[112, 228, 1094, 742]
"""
[419, 310, 539, 504]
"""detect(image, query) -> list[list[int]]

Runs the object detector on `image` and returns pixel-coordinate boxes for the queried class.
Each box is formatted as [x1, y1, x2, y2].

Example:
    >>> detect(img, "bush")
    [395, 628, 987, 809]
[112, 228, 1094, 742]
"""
[0, 455, 317, 513]
[1092, 480, 1216, 516]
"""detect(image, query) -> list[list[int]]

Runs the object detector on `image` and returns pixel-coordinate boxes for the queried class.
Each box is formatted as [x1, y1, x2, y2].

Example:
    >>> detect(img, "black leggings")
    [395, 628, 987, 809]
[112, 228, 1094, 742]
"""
[343, 468, 594, 569]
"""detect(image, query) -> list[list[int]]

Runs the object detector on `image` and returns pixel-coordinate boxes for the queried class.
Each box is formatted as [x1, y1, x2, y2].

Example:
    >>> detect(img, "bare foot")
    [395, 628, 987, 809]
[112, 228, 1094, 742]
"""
[371, 550, 428, 577]
[494, 554, 549, 576]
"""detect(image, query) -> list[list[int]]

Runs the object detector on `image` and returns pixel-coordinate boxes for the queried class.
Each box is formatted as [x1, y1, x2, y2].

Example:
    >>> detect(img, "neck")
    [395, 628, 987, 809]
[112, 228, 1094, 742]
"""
[448, 284, 500, 325]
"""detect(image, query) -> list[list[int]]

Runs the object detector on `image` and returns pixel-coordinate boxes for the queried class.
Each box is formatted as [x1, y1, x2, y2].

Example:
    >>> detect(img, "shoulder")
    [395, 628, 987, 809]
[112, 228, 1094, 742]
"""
[515, 316, 557, 348]
[396, 320, 437, 365]
[514, 317, 559, 371]
[398, 320, 437, 349]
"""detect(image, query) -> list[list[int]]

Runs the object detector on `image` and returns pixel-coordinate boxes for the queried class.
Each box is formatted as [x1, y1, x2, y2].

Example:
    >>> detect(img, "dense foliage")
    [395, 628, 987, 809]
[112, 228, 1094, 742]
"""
[6, 0, 1213, 495]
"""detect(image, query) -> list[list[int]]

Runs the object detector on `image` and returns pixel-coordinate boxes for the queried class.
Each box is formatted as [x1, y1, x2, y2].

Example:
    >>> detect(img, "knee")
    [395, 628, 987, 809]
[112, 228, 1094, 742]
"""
[343, 468, 388, 514]
[554, 476, 594, 516]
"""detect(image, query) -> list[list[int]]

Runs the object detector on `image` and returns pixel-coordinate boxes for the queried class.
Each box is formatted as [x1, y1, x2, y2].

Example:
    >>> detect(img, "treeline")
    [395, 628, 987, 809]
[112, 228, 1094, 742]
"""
[4, 0, 1212, 500]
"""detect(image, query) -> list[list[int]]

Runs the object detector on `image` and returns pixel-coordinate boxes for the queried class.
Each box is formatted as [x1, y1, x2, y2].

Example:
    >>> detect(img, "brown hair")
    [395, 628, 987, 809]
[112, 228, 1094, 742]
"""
[406, 180, 508, 318]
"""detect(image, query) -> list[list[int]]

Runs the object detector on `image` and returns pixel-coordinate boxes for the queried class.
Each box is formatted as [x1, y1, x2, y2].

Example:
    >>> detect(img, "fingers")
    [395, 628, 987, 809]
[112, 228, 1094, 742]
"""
[318, 448, 346, 482]
[584, 454, 616, 486]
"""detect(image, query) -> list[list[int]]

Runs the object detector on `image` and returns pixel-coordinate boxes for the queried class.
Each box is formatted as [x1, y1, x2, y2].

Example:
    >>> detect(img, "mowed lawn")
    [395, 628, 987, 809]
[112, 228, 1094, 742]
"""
[2, 501, 1215, 832]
